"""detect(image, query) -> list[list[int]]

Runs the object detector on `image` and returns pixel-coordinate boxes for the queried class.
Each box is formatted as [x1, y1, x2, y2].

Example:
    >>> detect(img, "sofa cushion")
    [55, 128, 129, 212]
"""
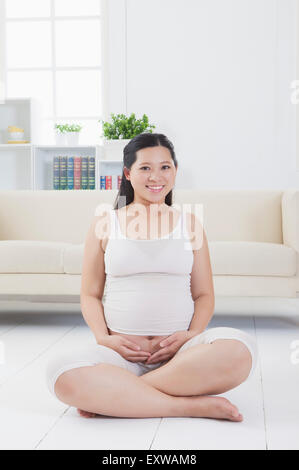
[0, 241, 69, 273]
[0, 189, 284, 244]
[209, 241, 297, 277]
[64, 240, 297, 276]
[63, 244, 84, 274]
[0, 240, 296, 278]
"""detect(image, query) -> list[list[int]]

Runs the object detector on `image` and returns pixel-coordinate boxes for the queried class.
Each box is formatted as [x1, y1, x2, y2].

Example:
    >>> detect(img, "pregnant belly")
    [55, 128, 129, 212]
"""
[103, 273, 194, 352]
[107, 328, 169, 355]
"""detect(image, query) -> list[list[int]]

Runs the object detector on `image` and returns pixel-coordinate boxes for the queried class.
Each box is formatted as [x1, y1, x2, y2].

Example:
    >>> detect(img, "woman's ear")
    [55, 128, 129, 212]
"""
[124, 167, 130, 181]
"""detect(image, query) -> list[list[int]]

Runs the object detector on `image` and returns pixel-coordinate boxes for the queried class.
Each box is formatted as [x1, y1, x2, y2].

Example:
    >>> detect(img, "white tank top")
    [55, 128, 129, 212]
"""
[102, 208, 194, 335]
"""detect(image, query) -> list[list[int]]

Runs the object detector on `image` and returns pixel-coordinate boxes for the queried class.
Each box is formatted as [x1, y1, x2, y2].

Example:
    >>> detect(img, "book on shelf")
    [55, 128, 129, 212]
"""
[74, 156, 81, 190]
[106, 175, 112, 190]
[99, 175, 122, 190]
[53, 156, 95, 190]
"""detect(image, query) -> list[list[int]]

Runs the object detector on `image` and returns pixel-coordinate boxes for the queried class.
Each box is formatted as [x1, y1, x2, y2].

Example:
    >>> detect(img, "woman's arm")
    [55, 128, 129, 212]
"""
[80, 213, 110, 343]
[187, 212, 215, 336]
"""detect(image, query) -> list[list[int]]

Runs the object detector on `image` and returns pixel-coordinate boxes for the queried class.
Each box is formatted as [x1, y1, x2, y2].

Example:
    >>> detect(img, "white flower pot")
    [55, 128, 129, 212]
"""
[102, 138, 131, 161]
[55, 132, 67, 146]
[66, 132, 80, 146]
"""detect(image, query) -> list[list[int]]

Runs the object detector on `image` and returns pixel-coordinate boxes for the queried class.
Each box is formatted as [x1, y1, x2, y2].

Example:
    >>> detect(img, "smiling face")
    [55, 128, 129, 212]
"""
[123, 145, 177, 208]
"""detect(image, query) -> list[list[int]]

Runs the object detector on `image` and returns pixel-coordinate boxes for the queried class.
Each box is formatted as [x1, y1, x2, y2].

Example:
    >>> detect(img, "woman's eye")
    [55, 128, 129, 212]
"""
[140, 166, 170, 170]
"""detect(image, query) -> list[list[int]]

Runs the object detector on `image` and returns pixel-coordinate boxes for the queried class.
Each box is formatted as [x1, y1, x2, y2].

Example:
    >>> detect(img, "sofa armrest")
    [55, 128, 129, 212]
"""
[281, 190, 299, 252]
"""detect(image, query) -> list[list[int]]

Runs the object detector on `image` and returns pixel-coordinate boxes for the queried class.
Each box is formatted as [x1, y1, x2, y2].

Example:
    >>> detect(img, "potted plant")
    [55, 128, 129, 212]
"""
[54, 123, 68, 145]
[54, 123, 83, 146]
[64, 123, 82, 146]
[99, 113, 155, 160]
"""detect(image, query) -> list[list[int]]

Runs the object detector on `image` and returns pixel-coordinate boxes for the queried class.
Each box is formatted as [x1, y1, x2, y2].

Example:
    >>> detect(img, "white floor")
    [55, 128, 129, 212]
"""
[0, 298, 298, 450]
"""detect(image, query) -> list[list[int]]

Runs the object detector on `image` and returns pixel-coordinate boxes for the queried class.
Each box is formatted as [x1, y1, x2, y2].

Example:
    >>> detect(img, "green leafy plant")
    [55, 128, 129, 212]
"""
[66, 124, 82, 133]
[54, 123, 82, 133]
[54, 124, 68, 134]
[99, 113, 155, 140]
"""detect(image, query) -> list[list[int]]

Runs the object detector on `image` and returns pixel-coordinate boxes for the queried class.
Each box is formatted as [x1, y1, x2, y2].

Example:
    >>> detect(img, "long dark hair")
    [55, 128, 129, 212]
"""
[113, 133, 178, 210]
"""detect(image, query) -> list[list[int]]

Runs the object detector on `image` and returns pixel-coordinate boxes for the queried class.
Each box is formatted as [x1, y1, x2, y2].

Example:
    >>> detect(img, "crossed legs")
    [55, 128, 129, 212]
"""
[140, 338, 252, 396]
[53, 338, 253, 421]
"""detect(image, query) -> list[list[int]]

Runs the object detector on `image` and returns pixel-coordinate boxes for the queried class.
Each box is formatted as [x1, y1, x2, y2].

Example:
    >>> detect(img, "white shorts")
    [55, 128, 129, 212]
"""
[46, 326, 258, 398]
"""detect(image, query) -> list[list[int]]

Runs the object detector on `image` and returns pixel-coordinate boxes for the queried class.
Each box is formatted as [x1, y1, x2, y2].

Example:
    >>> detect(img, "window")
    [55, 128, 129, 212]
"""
[4, 0, 103, 144]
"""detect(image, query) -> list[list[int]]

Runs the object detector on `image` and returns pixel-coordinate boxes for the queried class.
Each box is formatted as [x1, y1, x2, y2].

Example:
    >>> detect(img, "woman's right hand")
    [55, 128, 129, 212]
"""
[98, 335, 151, 363]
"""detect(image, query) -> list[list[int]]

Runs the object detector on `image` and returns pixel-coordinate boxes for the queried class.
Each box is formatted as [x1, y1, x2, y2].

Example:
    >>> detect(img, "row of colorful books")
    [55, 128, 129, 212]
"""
[100, 175, 122, 190]
[52, 156, 122, 190]
[53, 156, 95, 190]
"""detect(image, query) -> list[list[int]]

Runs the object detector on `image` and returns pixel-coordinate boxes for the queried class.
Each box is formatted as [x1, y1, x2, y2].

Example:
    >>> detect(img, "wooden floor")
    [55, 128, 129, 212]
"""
[0, 298, 298, 450]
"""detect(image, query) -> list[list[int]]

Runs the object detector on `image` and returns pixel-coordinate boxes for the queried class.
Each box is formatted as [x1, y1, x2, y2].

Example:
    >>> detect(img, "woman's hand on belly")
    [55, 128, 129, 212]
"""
[144, 330, 194, 365]
[99, 334, 152, 363]
[107, 330, 169, 361]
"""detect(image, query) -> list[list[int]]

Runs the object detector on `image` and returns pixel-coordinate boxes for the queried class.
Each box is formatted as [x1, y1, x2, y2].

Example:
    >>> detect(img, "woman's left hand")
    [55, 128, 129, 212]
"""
[145, 330, 195, 365]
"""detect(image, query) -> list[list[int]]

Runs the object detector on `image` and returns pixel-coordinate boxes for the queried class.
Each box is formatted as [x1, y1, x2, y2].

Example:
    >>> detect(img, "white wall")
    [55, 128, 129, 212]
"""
[0, 0, 6, 103]
[296, 0, 299, 171]
[105, 0, 298, 189]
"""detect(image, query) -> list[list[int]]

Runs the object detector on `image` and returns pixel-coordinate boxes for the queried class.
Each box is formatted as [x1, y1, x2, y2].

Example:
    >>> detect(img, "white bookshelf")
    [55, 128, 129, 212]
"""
[34, 145, 98, 190]
[0, 98, 37, 190]
[0, 98, 124, 190]
[0, 97, 42, 145]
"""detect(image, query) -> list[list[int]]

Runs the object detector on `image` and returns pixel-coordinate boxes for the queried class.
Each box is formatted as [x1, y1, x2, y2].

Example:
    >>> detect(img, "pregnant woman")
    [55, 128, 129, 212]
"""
[46, 133, 258, 421]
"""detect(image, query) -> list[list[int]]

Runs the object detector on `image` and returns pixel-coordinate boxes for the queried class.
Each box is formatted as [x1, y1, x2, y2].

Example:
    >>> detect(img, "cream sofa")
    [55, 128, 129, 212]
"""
[0, 189, 298, 307]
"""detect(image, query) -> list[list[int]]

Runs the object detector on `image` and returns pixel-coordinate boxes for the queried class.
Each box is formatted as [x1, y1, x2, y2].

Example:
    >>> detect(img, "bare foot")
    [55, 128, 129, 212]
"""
[187, 395, 243, 421]
[77, 396, 242, 421]
[77, 408, 98, 418]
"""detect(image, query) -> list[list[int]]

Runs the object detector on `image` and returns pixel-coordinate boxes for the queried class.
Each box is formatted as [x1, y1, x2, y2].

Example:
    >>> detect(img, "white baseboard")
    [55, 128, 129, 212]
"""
[215, 296, 299, 316]
[0, 296, 298, 316]
[0, 300, 81, 314]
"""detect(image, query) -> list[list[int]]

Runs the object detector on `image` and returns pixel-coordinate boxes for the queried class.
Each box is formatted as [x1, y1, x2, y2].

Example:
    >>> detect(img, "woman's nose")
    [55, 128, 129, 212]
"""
[148, 172, 162, 181]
